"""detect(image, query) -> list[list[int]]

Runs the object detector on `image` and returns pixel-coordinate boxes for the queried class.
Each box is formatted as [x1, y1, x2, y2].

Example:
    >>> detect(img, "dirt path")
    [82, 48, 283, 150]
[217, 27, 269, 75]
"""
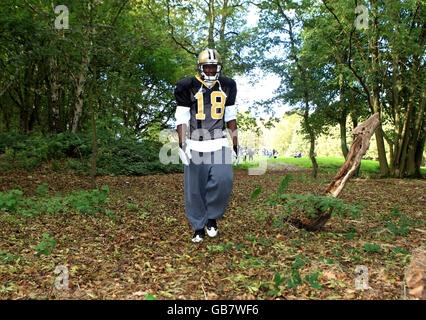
[266, 161, 305, 172]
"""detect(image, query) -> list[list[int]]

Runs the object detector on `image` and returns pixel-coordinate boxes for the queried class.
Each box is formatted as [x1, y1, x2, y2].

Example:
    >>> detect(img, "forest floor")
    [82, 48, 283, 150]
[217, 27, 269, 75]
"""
[0, 162, 425, 300]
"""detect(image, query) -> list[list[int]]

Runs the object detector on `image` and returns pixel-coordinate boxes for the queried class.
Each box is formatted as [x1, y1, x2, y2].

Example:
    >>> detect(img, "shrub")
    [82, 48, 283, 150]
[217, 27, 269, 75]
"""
[0, 131, 183, 175]
[278, 193, 364, 220]
[0, 190, 23, 212]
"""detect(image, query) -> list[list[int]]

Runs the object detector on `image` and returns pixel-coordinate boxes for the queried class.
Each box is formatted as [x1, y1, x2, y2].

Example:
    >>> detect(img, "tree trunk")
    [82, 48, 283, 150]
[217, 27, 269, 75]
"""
[304, 105, 318, 178]
[21, 65, 33, 133]
[339, 114, 349, 159]
[413, 133, 425, 178]
[90, 96, 98, 189]
[71, 50, 91, 134]
[219, 0, 228, 43]
[338, 78, 349, 158]
[309, 133, 318, 179]
[0, 102, 10, 131]
[406, 95, 425, 178]
[390, 77, 421, 177]
[49, 56, 61, 133]
[275, 0, 318, 178]
[218, 0, 229, 60]
[371, 4, 389, 176]
[207, 0, 215, 48]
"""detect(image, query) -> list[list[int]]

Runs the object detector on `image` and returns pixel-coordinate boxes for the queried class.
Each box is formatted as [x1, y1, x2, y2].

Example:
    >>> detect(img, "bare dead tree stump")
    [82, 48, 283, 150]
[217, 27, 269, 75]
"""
[285, 113, 381, 231]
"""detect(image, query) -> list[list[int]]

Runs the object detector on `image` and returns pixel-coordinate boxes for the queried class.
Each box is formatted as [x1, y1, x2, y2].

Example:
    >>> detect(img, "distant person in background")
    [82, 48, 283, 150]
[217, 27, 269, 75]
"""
[243, 147, 248, 162]
[273, 149, 278, 159]
[248, 148, 254, 162]
[293, 151, 301, 158]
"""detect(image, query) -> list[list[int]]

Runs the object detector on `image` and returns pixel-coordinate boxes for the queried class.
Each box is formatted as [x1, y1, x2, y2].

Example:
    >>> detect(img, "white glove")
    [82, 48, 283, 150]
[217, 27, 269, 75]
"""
[179, 143, 191, 166]
[232, 146, 239, 166]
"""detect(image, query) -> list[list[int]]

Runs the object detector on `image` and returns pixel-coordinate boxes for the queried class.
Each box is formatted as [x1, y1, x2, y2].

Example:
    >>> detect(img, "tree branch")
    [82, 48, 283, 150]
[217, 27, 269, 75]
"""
[112, 0, 129, 26]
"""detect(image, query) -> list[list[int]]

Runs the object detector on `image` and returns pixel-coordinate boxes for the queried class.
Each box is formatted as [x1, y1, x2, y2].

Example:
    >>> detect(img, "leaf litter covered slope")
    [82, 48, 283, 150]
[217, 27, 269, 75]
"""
[0, 166, 425, 300]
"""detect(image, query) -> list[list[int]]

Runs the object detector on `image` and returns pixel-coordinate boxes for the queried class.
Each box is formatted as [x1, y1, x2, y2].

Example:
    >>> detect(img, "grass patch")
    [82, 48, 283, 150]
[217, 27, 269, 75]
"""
[237, 156, 426, 176]
[270, 157, 381, 174]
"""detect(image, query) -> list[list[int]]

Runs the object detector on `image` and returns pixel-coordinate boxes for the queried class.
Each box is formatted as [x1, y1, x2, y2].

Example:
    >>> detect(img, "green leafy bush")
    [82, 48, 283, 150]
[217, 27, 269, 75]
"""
[1, 184, 111, 217]
[279, 193, 363, 220]
[64, 185, 110, 215]
[0, 131, 183, 175]
[0, 190, 23, 212]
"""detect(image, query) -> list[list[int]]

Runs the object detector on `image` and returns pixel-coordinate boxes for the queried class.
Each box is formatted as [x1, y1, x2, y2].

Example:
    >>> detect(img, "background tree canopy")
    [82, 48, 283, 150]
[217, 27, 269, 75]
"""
[0, 0, 424, 178]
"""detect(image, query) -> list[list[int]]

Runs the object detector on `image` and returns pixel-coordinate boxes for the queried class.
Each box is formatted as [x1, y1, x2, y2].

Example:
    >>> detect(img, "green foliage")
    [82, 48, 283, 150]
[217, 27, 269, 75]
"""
[0, 190, 23, 213]
[318, 257, 337, 265]
[35, 234, 57, 255]
[16, 190, 67, 218]
[126, 203, 139, 211]
[0, 0, 197, 136]
[0, 132, 92, 170]
[250, 186, 263, 202]
[278, 193, 363, 220]
[380, 207, 417, 237]
[304, 273, 322, 290]
[144, 294, 157, 300]
[272, 271, 286, 290]
[65, 185, 109, 216]
[386, 220, 411, 237]
[270, 254, 317, 295]
[35, 183, 49, 197]
[250, 207, 269, 223]
[0, 250, 19, 264]
[277, 175, 292, 195]
[0, 131, 183, 175]
[286, 269, 303, 290]
[0, 184, 114, 218]
[391, 246, 408, 255]
[363, 243, 381, 253]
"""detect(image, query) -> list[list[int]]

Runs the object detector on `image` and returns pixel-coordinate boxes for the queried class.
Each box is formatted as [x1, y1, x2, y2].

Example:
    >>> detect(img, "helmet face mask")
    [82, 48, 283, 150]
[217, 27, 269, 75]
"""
[197, 48, 222, 82]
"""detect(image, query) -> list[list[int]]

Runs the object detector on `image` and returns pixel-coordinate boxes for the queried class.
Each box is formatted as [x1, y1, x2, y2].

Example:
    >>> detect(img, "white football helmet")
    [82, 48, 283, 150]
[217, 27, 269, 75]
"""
[197, 48, 222, 81]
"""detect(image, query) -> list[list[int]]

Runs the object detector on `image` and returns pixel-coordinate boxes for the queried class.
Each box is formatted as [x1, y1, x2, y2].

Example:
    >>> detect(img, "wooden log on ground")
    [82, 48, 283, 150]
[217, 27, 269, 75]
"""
[285, 113, 381, 231]
[404, 247, 426, 300]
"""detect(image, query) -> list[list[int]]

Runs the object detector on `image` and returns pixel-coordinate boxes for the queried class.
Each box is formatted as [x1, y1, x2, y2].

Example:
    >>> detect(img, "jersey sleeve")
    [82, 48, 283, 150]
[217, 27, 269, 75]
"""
[225, 79, 237, 106]
[174, 80, 191, 107]
[224, 104, 237, 122]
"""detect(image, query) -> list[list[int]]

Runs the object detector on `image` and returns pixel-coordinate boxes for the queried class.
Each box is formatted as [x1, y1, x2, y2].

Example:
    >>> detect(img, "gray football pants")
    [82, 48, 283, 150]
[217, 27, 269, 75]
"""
[184, 147, 233, 231]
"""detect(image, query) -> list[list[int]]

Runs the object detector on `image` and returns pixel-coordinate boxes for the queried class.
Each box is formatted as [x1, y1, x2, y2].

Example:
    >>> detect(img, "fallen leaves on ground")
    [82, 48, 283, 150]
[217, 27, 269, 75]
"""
[0, 165, 425, 300]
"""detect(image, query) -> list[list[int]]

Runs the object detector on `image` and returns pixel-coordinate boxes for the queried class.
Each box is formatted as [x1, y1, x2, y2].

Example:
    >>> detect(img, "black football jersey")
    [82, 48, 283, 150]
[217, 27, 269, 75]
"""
[174, 75, 237, 141]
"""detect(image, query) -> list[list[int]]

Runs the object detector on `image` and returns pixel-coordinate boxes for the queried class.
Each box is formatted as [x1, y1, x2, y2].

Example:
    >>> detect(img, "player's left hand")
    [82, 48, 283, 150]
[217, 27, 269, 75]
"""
[179, 142, 191, 165]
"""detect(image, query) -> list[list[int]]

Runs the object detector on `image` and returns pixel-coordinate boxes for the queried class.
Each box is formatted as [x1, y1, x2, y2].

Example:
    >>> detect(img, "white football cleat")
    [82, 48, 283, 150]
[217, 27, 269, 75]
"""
[206, 219, 218, 238]
[192, 229, 205, 243]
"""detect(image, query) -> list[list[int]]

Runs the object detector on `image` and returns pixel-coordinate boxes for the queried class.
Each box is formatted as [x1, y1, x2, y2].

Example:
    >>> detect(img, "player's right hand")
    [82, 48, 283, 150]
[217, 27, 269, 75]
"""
[179, 143, 190, 166]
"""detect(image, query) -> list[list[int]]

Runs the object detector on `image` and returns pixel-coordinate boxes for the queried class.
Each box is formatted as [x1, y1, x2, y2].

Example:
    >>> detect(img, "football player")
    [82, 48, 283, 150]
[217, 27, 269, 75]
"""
[174, 48, 239, 243]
